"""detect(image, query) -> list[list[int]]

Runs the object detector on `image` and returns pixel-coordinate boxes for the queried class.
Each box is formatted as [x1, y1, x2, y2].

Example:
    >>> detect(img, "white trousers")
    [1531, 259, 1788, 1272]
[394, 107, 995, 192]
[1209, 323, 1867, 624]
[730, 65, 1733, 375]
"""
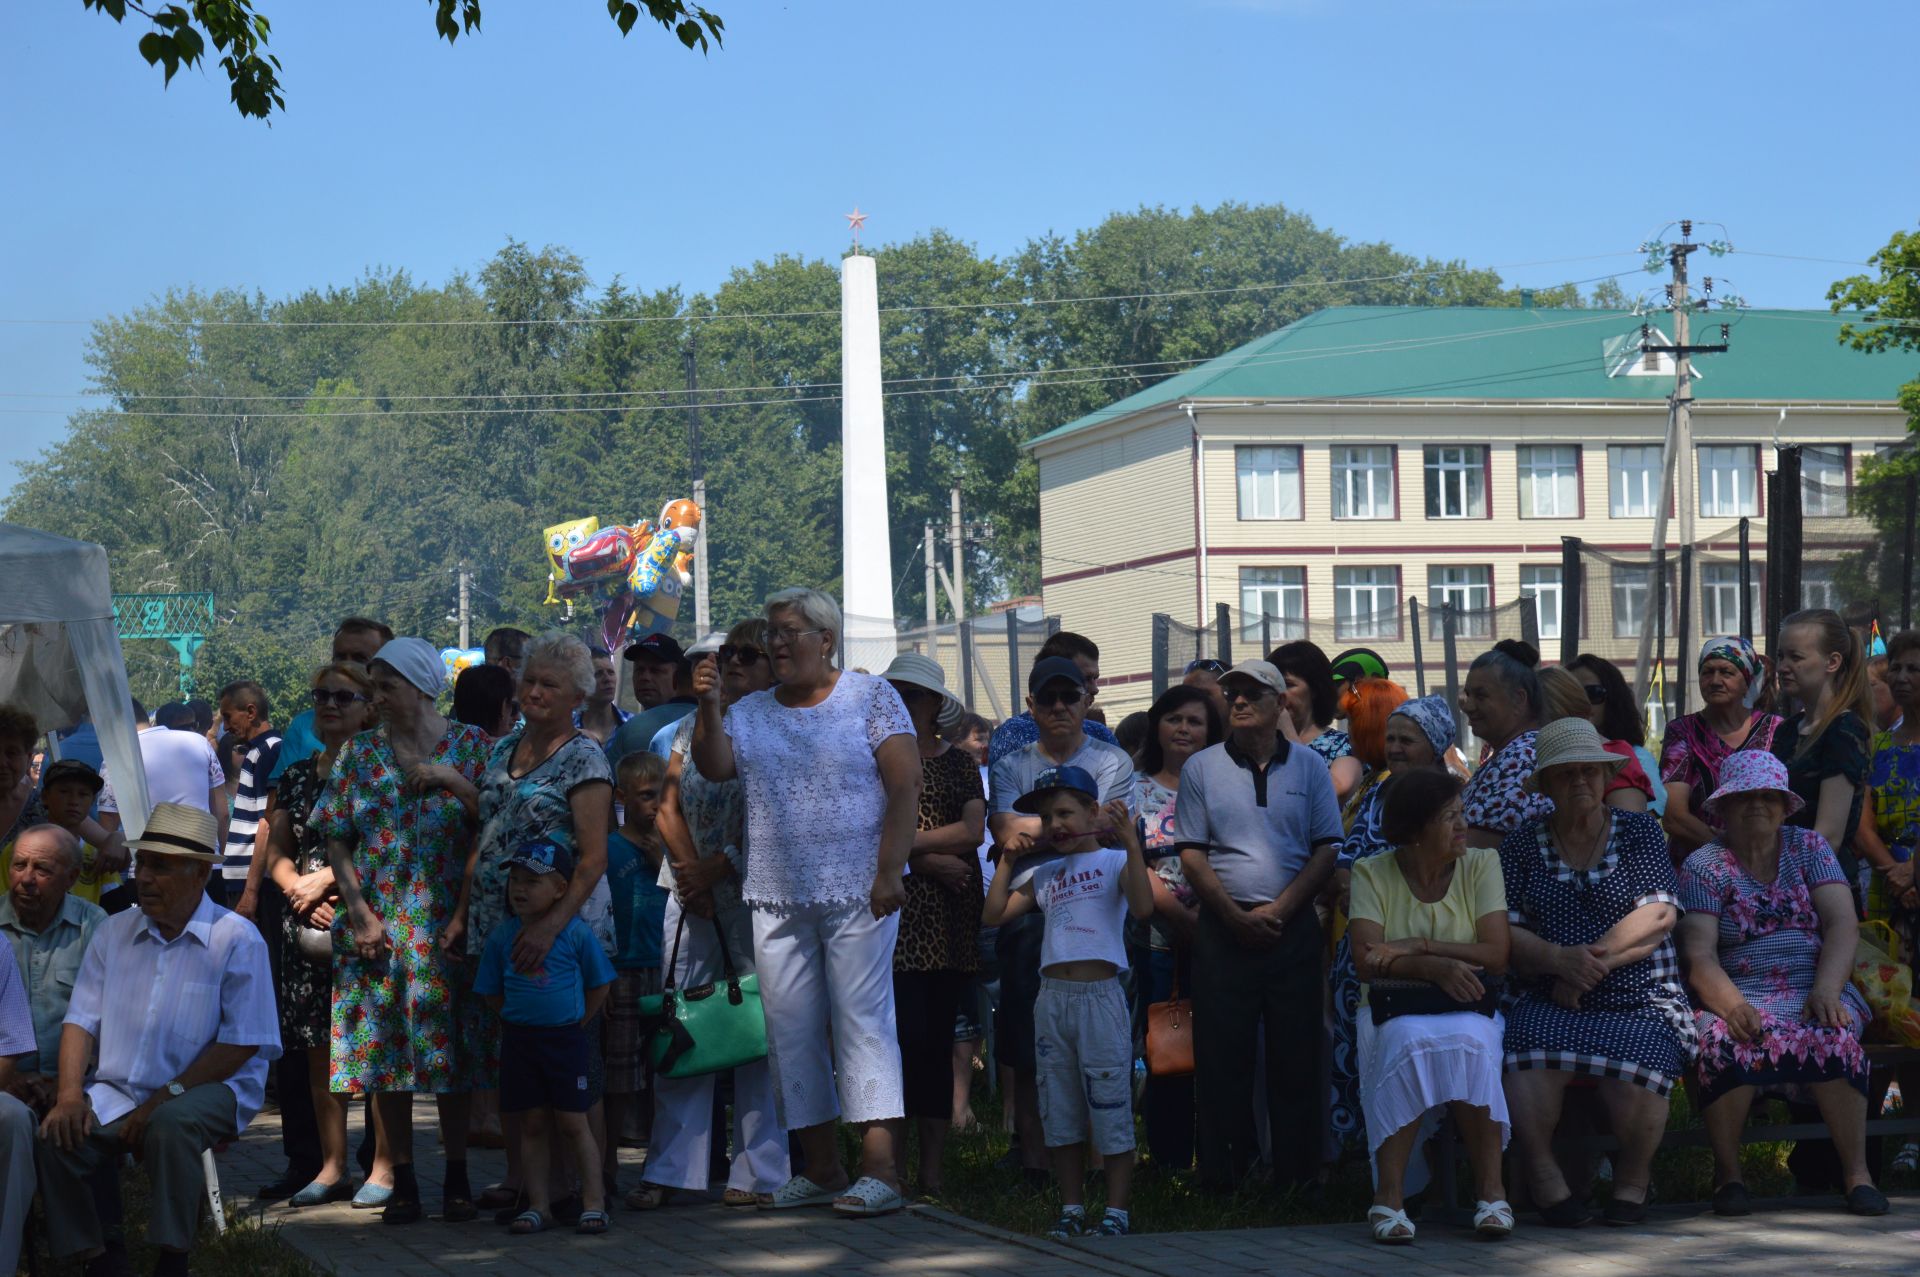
[751, 899, 903, 1130]
[645, 892, 789, 1192]
[0, 1093, 35, 1274]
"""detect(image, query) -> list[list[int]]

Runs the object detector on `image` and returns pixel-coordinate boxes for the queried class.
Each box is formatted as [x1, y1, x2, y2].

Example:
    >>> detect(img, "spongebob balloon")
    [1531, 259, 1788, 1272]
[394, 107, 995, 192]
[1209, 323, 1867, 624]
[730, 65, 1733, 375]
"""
[542, 518, 599, 604]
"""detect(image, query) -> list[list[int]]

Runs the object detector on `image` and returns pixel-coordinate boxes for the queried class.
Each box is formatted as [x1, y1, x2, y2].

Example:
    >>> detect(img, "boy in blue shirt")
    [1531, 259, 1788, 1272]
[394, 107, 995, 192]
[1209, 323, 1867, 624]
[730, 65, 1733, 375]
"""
[603, 751, 672, 1194]
[475, 838, 617, 1235]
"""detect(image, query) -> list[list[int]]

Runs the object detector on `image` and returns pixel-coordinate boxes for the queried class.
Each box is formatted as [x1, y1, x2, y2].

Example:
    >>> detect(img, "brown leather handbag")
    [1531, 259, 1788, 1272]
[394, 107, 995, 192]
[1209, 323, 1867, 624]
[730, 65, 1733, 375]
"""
[1144, 959, 1195, 1077]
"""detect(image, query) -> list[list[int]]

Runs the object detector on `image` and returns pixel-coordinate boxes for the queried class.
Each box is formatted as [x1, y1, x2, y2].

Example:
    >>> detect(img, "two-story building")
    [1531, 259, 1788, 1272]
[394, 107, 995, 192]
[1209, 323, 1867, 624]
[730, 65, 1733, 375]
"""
[1028, 305, 1917, 717]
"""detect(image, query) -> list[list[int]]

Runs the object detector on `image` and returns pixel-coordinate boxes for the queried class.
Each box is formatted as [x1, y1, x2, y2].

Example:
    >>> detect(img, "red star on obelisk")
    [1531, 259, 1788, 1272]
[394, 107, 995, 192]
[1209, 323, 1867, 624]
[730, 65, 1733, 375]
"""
[845, 206, 868, 250]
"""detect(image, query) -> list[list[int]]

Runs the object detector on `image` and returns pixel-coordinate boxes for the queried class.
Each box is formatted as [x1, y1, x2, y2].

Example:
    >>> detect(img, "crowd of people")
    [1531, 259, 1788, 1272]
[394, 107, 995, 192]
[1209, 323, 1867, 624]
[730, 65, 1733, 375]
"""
[1, 594, 1916, 1269]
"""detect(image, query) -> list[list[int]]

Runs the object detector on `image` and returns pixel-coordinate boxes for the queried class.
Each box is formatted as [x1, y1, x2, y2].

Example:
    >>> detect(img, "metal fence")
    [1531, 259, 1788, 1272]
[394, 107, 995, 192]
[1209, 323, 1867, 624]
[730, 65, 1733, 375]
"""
[845, 610, 1059, 721]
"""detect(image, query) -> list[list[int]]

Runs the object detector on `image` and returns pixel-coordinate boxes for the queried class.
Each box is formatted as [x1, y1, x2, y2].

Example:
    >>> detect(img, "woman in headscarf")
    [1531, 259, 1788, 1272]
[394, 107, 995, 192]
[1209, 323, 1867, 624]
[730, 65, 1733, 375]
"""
[1660, 637, 1783, 860]
[315, 637, 493, 1224]
[1327, 692, 1452, 1148]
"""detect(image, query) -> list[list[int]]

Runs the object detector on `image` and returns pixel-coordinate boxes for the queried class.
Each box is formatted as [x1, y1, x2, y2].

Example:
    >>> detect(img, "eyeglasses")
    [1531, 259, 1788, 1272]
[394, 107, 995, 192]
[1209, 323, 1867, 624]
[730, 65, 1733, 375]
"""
[1032, 687, 1083, 708]
[1184, 659, 1228, 677]
[766, 626, 825, 647]
[310, 688, 368, 707]
[1581, 683, 1608, 705]
[718, 644, 768, 666]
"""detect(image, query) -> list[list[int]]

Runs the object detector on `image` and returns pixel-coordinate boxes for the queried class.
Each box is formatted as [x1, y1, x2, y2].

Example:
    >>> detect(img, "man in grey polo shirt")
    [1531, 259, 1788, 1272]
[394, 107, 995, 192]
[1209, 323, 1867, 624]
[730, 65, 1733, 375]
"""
[1174, 659, 1342, 1191]
[987, 656, 1136, 1186]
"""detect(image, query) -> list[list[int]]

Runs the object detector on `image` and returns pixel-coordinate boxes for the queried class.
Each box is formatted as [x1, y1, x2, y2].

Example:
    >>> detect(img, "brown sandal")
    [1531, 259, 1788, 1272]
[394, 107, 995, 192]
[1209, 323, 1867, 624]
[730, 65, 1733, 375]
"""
[624, 1183, 674, 1211]
[722, 1188, 772, 1208]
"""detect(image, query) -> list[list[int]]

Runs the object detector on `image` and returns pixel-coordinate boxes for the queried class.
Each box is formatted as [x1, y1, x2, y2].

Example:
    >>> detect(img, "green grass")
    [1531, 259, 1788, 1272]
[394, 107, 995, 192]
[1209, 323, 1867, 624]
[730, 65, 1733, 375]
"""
[879, 1072, 1920, 1238]
[19, 1168, 329, 1277]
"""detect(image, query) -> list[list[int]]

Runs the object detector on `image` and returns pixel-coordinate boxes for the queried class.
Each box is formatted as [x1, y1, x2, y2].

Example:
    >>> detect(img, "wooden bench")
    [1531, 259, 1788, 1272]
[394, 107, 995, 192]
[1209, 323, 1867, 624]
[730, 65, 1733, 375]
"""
[1431, 1044, 1920, 1209]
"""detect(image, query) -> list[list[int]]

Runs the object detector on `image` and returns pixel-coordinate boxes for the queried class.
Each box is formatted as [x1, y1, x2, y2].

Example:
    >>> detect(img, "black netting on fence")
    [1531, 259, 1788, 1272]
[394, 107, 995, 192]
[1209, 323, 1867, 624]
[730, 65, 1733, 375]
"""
[848, 611, 1057, 722]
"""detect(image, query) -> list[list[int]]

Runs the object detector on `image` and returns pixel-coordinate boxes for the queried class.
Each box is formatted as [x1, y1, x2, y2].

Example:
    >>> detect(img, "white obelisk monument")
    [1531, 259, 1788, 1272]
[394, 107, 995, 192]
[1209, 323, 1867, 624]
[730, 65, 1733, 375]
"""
[840, 208, 897, 666]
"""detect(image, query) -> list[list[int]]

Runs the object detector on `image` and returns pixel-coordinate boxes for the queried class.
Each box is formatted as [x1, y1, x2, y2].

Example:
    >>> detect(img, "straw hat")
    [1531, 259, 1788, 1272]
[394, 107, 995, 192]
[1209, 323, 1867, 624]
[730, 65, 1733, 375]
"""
[880, 652, 964, 731]
[1523, 718, 1627, 793]
[127, 801, 220, 862]
[1701, 751, 1805, 819]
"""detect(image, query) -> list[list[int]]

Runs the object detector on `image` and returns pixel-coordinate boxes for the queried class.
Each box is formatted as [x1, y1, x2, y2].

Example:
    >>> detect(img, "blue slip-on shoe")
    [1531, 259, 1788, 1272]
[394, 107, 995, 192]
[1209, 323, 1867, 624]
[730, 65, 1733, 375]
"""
[289, 1178, 353, 1208]
[351, 1181, 395, 1209]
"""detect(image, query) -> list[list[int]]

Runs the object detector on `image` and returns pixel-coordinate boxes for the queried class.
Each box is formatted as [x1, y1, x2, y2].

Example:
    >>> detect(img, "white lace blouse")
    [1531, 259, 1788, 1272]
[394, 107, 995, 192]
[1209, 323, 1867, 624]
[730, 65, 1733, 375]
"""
[725, 670, 914, 911]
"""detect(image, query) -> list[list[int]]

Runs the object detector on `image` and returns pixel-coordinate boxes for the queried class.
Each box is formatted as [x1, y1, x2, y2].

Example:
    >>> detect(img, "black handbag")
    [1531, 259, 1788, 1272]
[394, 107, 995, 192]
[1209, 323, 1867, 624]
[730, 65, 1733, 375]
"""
[1368, 976, 1502, 1026]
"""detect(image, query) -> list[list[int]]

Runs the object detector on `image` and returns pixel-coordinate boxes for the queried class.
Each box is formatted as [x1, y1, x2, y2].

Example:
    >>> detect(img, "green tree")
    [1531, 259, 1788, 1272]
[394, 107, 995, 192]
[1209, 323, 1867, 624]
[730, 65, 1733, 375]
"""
[79, 0, 723, 121]
[1829, 225, 1920, 610]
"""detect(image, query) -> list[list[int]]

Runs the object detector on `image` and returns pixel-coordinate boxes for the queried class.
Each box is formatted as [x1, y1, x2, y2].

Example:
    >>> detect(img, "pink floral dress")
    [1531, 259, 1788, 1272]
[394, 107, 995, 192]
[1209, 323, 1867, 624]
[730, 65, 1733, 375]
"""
[1678, 827, 1870, 1104]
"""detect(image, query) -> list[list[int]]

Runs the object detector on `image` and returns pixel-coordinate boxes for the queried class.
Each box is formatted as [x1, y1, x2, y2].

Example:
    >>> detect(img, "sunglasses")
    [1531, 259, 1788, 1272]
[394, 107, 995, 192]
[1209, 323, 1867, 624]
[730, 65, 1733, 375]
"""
[311, 688, 368, 708]
[718, 644, 767, 666]
[1032, 687, 1083, 709]
[1581, 683, 1608, 705]
[1185, 659, 1228, 677]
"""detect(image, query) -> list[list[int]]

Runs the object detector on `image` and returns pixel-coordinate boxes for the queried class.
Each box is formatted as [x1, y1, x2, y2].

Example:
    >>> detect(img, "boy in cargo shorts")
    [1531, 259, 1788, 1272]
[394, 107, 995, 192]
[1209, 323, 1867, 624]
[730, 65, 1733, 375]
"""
[982, 765, 1153, 1239]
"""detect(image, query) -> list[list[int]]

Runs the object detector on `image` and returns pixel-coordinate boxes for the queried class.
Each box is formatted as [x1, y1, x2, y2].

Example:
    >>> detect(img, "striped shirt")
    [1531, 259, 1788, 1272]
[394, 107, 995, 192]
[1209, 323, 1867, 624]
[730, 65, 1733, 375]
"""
[222, 731, 281, 882]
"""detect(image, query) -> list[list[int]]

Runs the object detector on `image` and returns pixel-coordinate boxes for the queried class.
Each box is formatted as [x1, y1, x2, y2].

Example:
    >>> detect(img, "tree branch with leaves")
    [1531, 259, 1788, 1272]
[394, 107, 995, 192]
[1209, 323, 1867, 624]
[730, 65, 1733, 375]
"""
[81, 0, 723, 121]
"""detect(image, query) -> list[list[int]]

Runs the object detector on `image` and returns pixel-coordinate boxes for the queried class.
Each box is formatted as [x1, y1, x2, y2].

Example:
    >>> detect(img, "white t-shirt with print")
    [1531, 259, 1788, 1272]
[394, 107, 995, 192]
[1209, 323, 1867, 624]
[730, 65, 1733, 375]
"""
[98, 726, 224, 815]
[1032, 846, 1130, 973]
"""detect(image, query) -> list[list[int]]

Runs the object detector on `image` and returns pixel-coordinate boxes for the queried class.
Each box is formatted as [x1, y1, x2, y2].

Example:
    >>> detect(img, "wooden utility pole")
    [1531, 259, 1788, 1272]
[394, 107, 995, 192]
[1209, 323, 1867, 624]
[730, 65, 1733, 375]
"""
[457, 562, 471, 650]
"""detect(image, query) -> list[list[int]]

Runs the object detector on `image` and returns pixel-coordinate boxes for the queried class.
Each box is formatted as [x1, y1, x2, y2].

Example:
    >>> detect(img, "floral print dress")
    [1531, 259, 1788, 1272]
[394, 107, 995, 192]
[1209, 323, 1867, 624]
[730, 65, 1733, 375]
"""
[311, 722, 491, 1093]
[1867, 729, 1920, 953]
[1328, 773, 1392, 1143]
[1461, 730, 1554, 837]
[1678, 827, 1870, 1104]
[274, 757, 335, 1050]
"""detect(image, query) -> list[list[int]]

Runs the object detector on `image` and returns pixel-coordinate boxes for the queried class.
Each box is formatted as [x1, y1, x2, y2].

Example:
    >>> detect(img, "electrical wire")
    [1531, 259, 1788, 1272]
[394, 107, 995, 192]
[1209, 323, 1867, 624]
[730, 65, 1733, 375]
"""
[0, 253, 1643, 330]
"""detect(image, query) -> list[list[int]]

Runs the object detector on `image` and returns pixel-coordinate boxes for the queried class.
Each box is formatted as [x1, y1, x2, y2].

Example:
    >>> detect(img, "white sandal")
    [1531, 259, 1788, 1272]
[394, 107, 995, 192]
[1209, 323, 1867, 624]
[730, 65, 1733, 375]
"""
[763, 1174, 843, 1209]
[1474, 1199, 1515, 1238]
[832, 1176, 904, 1217]
[1368, 1204, 1416, 1244]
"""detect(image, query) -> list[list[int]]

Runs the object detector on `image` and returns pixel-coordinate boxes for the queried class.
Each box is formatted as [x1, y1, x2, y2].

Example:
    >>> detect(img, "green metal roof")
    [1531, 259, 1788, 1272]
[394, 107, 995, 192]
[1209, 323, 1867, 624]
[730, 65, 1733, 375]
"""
[1025, 306, 1920, 449]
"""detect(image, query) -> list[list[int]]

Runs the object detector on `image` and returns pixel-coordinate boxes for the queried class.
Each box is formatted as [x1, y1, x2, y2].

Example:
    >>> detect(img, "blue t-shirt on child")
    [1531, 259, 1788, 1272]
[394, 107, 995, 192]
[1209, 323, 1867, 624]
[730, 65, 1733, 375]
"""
[474, 914, 616, 1027]
[606, 830, 671, 970]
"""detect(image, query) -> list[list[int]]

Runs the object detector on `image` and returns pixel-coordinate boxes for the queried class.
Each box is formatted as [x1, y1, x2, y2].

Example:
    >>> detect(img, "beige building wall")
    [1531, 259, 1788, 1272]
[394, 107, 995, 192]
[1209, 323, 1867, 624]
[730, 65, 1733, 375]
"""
[1037, 401, 1904, 719]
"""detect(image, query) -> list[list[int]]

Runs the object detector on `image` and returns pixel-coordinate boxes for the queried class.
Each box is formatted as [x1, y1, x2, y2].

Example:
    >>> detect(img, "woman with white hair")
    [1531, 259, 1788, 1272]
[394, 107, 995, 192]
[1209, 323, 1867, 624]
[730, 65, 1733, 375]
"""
[691, 588, 923, 1216]
[317, 637, 493, 1224]
[465, 629, 615, 1218]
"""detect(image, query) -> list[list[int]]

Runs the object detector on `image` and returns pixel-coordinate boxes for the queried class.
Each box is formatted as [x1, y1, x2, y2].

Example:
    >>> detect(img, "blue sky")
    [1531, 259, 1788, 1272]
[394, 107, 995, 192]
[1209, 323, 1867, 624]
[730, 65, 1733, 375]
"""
[4, 0, 1915, 490]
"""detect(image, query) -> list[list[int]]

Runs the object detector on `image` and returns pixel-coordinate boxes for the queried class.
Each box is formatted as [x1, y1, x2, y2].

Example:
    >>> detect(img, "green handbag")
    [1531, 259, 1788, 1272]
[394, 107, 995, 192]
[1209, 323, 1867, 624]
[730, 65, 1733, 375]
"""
[636, 911, 768, 1079]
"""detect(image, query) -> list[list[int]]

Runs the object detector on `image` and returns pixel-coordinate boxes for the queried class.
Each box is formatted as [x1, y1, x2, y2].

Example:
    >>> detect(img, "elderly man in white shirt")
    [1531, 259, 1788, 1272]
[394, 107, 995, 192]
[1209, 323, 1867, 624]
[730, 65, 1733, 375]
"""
[35, 803, 280, 1277]
[0, 941, 39, 1275]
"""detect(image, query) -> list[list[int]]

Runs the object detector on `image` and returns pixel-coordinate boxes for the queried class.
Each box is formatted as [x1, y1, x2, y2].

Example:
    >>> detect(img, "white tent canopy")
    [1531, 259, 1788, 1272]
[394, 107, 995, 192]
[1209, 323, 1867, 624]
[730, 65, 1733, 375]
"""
[0, 522, 151, 837]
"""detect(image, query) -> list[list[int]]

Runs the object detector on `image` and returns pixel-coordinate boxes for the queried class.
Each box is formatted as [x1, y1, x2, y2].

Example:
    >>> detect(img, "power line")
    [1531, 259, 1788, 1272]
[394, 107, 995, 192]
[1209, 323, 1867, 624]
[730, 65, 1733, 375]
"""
[0, 312, 1633, 420]
[0, 253, 1641, 330]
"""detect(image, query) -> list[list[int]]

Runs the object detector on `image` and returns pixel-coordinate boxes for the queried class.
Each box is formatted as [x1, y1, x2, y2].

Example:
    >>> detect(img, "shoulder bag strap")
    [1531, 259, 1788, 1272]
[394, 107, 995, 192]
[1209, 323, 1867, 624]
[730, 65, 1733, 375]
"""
[663, 908, 689, 994]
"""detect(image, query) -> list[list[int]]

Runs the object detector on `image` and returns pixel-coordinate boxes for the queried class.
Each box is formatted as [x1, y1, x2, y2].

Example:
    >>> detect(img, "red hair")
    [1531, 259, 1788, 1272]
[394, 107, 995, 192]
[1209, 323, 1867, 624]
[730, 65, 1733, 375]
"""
[1339, 676, 1409, 770]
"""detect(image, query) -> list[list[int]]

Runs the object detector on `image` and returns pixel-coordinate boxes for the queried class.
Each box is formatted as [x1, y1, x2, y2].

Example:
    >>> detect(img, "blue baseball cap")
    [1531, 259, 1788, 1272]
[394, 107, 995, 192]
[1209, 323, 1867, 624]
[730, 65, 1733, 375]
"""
[507, 838, 575, 879]
[1013, 764, 1101, 814]
[1026, 656, 1087, 694]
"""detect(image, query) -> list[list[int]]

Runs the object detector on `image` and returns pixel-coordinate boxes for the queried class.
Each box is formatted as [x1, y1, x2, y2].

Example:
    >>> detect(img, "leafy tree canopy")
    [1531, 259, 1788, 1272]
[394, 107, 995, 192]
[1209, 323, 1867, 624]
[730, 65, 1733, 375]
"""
[79, 0, 723, 120]
[6, 202, 1615, 714]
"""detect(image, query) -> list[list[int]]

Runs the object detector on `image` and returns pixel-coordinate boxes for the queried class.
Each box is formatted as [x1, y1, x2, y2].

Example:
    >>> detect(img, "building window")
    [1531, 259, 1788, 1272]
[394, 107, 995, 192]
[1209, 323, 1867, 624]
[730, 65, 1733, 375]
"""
[1335, 566, 1400, 639]
[1518, 446, 1580, 518]
[1699, 445, 1759, 517]
[1332, 446, 1396, 520]
[1609, 445, 1663, 518]
[1239, 567, 1306, 642]
[1700, 563, 1760, 638]
[1611, 564, 1674, 639]
[1802, 445, 1849, 517]
[1234, 446, 1303, 520]
[1424, 446, 1487, 519]
[1520, 565, 1563, 642]
[1802, 563, 1841, 612]
[1428, 565, 1493, 638]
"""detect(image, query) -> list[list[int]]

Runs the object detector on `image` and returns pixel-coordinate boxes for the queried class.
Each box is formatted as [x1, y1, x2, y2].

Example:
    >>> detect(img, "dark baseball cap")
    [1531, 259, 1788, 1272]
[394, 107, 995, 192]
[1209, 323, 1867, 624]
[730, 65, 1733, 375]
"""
[41, 759, 104, 794]
[154, 701, 195, 730]
[1013, 764, 1101, 814]
[624, 632, 689, 667]
[506, 838, 575, 880]
[1026, 656, 1087, 694]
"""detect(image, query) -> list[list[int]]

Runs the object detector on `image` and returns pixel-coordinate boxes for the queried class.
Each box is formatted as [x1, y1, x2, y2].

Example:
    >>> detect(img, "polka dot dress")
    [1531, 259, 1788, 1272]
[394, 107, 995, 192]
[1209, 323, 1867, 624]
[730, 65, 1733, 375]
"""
[1498, 809, 1695, 1095]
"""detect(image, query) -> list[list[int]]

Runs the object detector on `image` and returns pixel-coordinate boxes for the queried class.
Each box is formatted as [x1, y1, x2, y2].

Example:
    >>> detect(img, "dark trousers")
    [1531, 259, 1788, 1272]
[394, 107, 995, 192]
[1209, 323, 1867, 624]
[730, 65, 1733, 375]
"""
[1141, 946, 1195, 1171]
[1191, 906, 1324, 1190]
[256, 884, 321, 1177]
[894, 969, 970, 1121]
